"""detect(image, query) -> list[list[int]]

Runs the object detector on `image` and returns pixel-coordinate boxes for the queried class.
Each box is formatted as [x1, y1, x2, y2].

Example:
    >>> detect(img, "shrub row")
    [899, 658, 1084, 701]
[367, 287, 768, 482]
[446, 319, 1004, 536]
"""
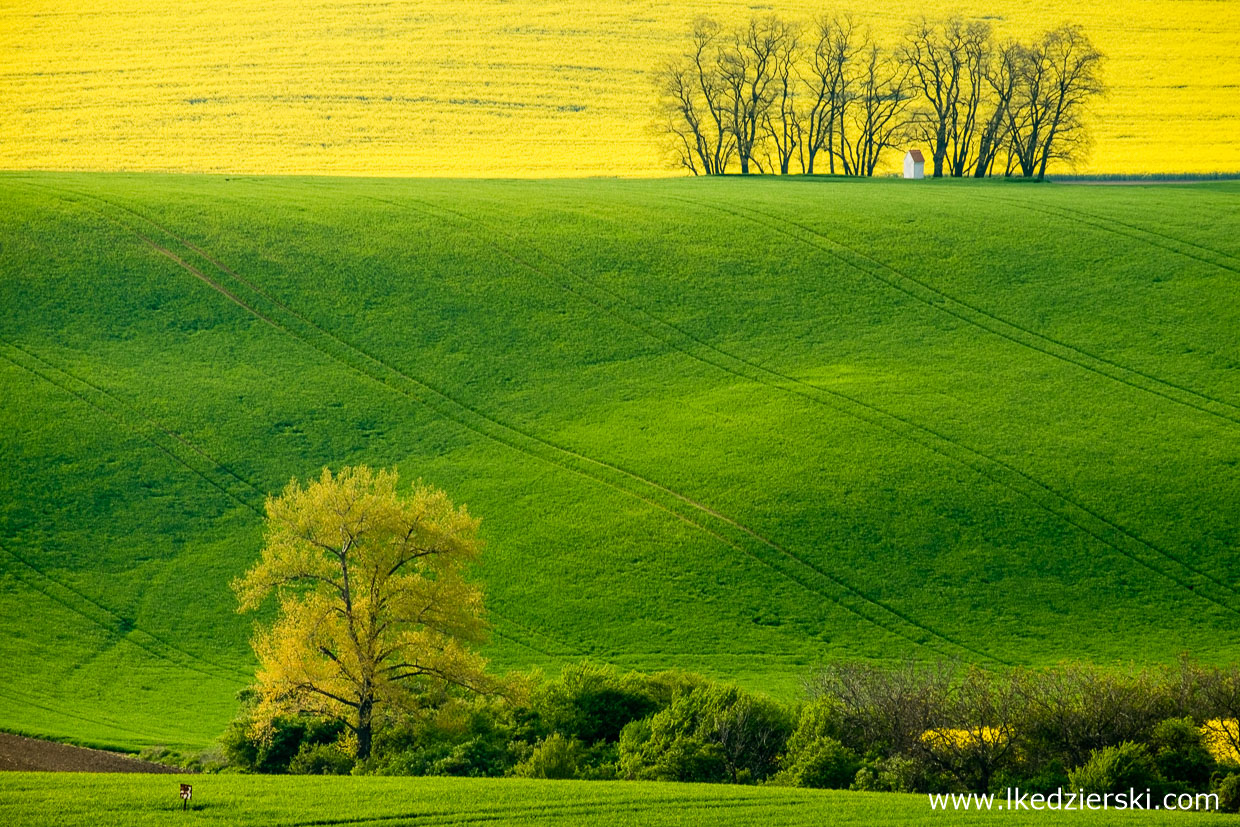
[218, 658, 1240, 809]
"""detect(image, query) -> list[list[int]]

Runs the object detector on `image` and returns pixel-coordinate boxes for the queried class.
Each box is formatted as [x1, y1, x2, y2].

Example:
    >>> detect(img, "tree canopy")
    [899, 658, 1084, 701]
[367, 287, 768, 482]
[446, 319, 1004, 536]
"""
[233, 466, 493, 760]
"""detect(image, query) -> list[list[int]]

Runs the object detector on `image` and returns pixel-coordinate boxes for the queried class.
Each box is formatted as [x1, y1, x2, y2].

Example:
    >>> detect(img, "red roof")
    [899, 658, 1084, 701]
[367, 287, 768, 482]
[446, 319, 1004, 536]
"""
[907, 149, 925, 163]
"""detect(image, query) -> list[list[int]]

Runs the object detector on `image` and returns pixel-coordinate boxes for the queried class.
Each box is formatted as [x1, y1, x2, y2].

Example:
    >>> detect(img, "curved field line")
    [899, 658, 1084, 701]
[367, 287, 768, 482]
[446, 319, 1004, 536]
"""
[0, 338, 263, 517]
[484, 611, 581, 658]
[29, 184, 998, 664]
[974, 191, 1240, 275]
[0, 542, 250, 684]
[138, 224, 979, 663]
[0, 685, 182, 743]
[351, 191, 1240, 618]
[663, 195, 1240, 608]
[75, 181, 1240, 633]
[38, 184, 984, 662]
[674, 194, 1240, 428]
[2, 332, 586, 660]
[485, 628, 559, 659]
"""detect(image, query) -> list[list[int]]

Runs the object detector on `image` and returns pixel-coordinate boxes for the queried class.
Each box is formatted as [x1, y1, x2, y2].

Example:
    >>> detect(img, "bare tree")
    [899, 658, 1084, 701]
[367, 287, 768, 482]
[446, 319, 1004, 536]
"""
[918, 667, 1021, 792]
[655, 60, 708, 175]
[796, 16, 861, 174]
[1006, 25, 1105, 180]
[718, 16, 787, 174]
[654, 18, 735, 175]
[903, 17, 968, 177]
[1013, 665, 1170, 769]
[762, 19, 801, 174]
[973, 39, 1020, 177]
[805, 660, 955, 755]
[901, 18, 996, 177]
[1192, 663, 1240, 760]
[946, 21, 993, 176]
[838, 44, 912, 177]
[704, 690, 791, 782]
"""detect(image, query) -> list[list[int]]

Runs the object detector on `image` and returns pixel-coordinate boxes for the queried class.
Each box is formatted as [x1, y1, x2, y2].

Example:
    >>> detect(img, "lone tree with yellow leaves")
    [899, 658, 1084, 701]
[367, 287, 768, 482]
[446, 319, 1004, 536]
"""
[233, 466, 494, 761]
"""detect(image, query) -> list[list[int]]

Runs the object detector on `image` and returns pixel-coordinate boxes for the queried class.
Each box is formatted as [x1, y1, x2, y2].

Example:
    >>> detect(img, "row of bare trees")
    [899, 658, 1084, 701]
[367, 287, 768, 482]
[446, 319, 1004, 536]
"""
[655, 14, 1105, 179]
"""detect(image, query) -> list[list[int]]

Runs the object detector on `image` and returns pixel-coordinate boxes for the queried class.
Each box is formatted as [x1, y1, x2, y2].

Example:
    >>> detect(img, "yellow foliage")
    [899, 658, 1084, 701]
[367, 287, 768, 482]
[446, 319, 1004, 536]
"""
[1202, 719, 1240, 765]
[921, 727, 1007, 750]
[335, 730, 358, 758]
[1, 1, 1237, 176]
[233, 466, 494, 758]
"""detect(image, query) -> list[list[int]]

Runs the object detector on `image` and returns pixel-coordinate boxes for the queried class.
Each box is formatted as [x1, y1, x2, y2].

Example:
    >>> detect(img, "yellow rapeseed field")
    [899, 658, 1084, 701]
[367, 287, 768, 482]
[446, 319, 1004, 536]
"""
[0, 0, 1236, 176]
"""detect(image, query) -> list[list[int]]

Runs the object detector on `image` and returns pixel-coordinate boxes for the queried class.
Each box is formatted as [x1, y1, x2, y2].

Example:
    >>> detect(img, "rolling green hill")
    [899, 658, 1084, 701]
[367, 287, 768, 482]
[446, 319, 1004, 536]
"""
[1, 173, 1237, 752]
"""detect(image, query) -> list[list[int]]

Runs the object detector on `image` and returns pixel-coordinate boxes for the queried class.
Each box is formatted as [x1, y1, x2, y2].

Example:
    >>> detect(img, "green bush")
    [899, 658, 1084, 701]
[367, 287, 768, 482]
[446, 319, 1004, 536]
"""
[618, 686, 791, 783]
[288, 742, 354, 775]
[511, 733, 587, 779]
[618, 713, 727, 783]
[575, 743, 620, 780]
[218, 659, 1240, 789]
[1215, 773, 1240, 813]
[634, 670, 712, 709]
[220, 710, 346, 774]
[774, 701, 858, 788]
[532, 663, 660, 744]
[429, 735, 516, 777]
[784, 700, 847, 754]
[775, 736, 859, 789]
[363, 699, 519, 778]
[991, 760, 1069, 796]
[851, 755, 952, 794]
[1068, 742, 1165, 796]
[1149, 717, 1215, 789]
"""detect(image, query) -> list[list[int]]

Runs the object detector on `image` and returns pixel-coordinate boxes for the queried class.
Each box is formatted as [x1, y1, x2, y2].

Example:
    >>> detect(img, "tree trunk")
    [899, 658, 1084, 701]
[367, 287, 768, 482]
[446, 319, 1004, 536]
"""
[356, 695, 374, 761]
[933, 127, 947, 177]
[973, 133, 992, 177]
[1036, 128, 1056, 181]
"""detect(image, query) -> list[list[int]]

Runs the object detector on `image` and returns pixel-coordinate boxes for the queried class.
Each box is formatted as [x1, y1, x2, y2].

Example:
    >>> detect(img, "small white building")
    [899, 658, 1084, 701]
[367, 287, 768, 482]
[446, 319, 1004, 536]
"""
[903, 149, 926, 179]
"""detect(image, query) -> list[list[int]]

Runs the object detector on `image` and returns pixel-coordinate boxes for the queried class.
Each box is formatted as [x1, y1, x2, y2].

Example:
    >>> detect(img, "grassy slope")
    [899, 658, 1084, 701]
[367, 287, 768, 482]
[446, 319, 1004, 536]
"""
[0, 774, 1231, 826]
[0, 174, 1237, 752]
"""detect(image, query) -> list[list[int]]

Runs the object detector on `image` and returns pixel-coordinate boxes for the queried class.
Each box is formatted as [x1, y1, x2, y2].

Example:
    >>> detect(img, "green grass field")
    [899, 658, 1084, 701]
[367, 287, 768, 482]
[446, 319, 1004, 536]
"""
[0, 774, 1231, 825]
[1, 174, 1238, 754]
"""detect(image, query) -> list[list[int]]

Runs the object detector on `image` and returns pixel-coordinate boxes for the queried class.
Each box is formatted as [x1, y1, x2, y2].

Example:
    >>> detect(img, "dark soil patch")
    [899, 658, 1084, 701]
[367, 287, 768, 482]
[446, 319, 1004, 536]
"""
[0, 733, 186, 773]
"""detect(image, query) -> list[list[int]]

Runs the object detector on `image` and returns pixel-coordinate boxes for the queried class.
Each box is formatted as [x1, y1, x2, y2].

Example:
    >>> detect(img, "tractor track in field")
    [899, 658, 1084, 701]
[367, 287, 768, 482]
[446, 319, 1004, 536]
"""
[662, 195, 1240, 611]
[671, 195, 1240, 428]
[0, 541, 252, 684]
[137, 226, 985, 663]
[485, 613, 579, 658]
[0, 686, 187, 745]
[0, 327, 580, 662]
[0, 338, 264, 518]
[349, 190, 1240, 621]
[30, 183, 1002, 666]
[487, 628, 564, 659]
[972, 192, 1240, 277]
